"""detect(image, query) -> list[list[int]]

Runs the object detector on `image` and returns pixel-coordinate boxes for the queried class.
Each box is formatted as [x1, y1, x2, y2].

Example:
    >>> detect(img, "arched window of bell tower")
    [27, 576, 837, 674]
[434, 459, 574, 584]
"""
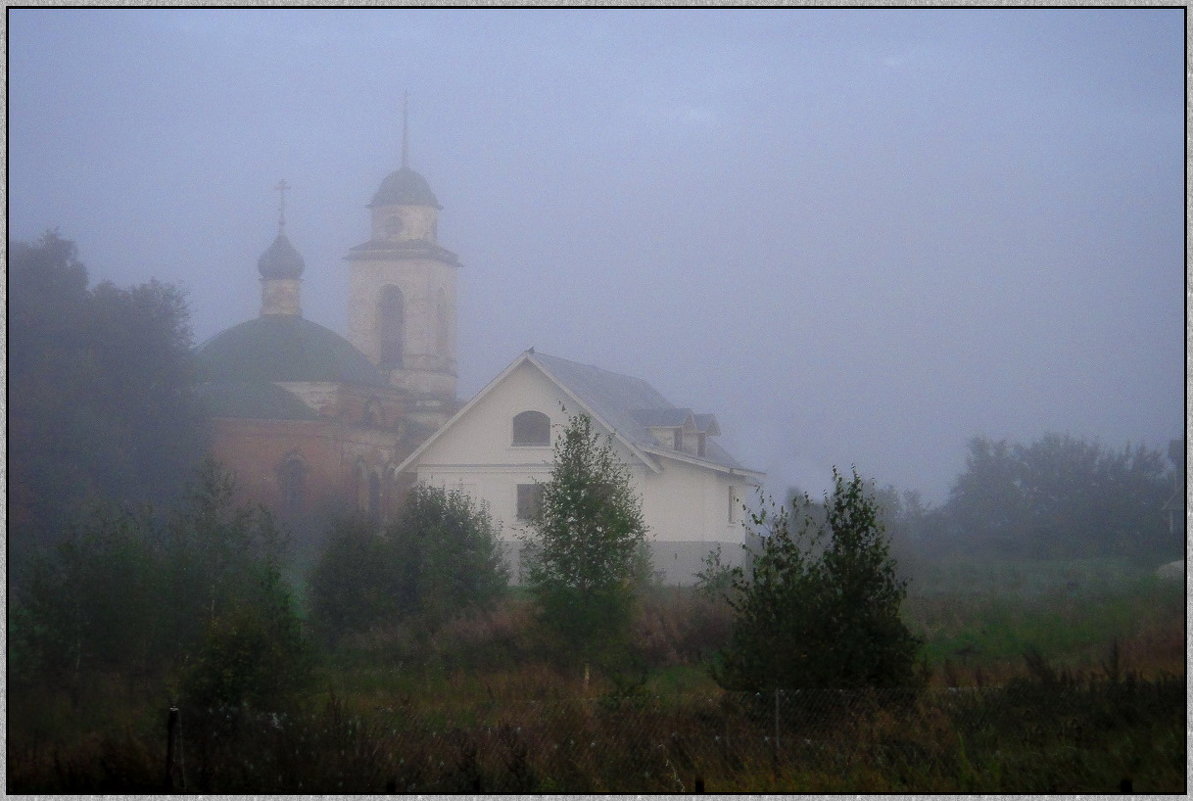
[378, 285, 404, 368]
[435, 288, 449, 358]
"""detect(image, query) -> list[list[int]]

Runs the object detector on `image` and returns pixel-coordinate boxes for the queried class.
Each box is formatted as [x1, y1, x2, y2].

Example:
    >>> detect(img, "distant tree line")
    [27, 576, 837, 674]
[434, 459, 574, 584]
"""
[873, 434, 1181, 563]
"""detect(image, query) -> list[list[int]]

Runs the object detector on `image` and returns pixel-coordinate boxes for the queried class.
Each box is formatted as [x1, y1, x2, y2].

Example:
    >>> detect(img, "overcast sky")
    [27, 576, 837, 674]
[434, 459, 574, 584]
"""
[9, 9, 1185, 504]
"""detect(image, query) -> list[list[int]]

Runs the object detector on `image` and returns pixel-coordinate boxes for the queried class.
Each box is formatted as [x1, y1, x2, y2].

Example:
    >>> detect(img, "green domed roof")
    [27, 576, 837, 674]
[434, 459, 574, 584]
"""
[196, 380, 322, 421]
[370, 166, 441, 209]
[198, 315, 387, 387]
[258, 232, 305, 279]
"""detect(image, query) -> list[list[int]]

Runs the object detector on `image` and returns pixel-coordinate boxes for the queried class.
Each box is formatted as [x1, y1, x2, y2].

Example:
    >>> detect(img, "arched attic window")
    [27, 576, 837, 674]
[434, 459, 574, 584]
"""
[512, 410, 550, 446]
[378, 285, 404, 368]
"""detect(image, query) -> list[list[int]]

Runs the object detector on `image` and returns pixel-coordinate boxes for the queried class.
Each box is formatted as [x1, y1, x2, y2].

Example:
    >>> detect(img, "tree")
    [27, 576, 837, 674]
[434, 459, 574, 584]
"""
[714, 468, 922, 691]
[521, 412, 650, 672]
[943, 434, 1174, 560]
[308, 485, 508, 643]
[307, 520, 397, 640]
[10, 462, 311, 710]
[387, 484, 509, 630]
[8, 232, 208, 569]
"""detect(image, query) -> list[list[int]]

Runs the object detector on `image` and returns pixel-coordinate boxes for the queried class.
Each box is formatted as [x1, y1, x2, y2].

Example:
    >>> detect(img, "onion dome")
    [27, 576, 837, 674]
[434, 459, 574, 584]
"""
[198, 315, 387, 387]
[257, 231, 306, 279]
[370, 166, 441, 209]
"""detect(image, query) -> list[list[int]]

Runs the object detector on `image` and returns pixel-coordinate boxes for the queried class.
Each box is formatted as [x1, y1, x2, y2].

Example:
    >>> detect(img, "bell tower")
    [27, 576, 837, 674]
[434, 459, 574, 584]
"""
[345, 97, 459, 429]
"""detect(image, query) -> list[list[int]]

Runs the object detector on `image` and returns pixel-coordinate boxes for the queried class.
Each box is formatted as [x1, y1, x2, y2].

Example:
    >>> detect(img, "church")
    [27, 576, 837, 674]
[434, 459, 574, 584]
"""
[197, 125, 762, 581]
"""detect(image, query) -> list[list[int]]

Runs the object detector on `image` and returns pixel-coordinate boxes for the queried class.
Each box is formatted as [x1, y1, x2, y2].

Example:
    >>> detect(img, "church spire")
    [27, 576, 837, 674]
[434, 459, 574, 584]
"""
[401, 91, 409, 169]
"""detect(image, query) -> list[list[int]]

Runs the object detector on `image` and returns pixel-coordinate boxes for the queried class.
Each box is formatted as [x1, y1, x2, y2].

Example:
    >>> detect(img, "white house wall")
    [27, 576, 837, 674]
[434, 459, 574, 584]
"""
[411, 359, 754, 584]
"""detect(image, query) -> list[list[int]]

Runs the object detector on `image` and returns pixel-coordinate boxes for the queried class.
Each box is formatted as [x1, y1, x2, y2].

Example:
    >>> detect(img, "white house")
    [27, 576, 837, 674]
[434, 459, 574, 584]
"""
[395, 349, 765, 584]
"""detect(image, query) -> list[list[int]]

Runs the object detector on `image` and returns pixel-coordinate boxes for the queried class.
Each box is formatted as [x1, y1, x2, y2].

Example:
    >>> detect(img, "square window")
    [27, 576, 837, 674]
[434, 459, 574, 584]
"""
[516, 483, 544, 521]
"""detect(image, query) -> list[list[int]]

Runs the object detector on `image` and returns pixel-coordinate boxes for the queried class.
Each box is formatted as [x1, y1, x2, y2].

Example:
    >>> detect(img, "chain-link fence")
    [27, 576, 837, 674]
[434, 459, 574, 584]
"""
[160, 674, 1184, 793]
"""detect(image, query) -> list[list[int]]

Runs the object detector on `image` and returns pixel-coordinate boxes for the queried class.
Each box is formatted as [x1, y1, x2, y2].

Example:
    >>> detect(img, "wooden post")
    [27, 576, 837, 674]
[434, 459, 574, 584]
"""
[165, 706, 179, 792]
[772, 690, 780, 778]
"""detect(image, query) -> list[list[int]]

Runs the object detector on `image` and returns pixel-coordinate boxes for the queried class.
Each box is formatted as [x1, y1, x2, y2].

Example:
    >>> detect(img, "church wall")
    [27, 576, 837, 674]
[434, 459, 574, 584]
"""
[209, 417, 349, 523]
[260, 278, 301, 316]
[278, 381, 404, 431]
[208, 415, 404, 544]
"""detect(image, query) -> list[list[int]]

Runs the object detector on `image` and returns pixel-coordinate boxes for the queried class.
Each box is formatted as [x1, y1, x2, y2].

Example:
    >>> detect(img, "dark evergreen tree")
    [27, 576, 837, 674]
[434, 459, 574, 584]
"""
[715, 468, 922, 691]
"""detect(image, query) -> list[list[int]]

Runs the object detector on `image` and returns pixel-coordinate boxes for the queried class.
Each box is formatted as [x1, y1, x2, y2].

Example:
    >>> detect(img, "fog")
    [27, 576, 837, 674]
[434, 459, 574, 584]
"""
[8, 9, 1184, 503]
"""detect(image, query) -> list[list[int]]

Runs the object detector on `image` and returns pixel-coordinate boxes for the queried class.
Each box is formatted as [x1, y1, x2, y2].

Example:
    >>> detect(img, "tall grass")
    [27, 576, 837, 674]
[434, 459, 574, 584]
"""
[9, 556, 1184, 792]
[9, 667, 1184, 793]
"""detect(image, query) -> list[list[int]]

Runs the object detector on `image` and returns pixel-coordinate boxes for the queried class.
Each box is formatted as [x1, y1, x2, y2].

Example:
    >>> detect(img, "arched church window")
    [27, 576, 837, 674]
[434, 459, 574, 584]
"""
[378, 286, 404, 368]
[368, 472, 381, 525]
[362, 398, 381, 427]
[277, 454, 307, 517]
[512, 410, 550, 446]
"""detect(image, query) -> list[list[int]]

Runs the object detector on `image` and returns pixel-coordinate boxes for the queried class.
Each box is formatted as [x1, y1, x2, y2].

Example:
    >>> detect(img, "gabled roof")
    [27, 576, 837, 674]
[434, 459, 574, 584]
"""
[396, 349, 763, 479]
[530, 353, 752, 474]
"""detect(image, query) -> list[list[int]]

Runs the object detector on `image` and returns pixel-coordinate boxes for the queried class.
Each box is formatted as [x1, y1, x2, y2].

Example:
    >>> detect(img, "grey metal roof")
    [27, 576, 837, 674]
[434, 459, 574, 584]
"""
[631, 408, 695, 428]
[529, 352, 750, 473]
[369, 166, 442, 209]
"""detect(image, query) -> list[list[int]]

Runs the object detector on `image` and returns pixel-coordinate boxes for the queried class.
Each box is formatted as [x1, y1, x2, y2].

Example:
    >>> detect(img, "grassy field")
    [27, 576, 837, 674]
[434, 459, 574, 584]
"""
[8, 555, 1185, 793]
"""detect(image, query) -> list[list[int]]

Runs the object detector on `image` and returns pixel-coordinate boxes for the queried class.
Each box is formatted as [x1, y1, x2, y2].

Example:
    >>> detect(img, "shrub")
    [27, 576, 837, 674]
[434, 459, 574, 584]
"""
[715, 467, 924, 691]
[309, 485, 508, 644]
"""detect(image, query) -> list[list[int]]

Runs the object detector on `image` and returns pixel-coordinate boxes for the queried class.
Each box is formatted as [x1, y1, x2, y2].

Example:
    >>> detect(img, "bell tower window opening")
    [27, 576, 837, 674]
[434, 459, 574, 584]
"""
[435, 288, 449, 358]
[512, 410, 550, 446]
[385, 214, 403, 238]
[378, 285, 404, 368]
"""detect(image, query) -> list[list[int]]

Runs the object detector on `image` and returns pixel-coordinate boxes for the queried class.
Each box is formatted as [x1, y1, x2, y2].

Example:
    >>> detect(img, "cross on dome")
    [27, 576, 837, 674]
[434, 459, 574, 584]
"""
[274, 178, 290, 231]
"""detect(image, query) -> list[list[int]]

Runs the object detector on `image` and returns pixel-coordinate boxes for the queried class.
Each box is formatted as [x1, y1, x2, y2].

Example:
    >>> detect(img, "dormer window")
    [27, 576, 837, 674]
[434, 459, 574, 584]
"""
[512, 410, 550, 446]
